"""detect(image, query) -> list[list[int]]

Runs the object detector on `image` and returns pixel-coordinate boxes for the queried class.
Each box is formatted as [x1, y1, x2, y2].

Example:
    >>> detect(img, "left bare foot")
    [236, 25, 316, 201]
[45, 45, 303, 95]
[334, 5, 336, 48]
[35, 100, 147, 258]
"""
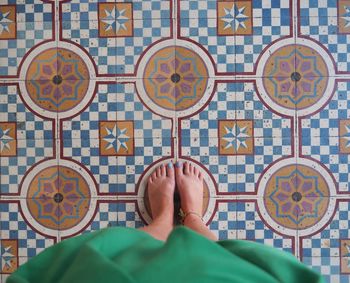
[147, 163, 175, 226]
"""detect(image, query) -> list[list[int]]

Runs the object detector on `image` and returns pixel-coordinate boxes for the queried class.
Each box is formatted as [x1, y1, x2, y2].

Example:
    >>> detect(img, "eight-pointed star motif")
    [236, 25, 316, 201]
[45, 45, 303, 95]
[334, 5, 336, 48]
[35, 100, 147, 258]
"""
[103, 124, 130, 153]
[342, 6, 350, 28]
[101, 6, 129, 34]
[342, 124, 350, 148]
[0, 127, 14, 153]
[221, 3, 249, 31]
[0, 10, 13, 35]
[0, 244, 15, 270]
[222, 124, 250, 151]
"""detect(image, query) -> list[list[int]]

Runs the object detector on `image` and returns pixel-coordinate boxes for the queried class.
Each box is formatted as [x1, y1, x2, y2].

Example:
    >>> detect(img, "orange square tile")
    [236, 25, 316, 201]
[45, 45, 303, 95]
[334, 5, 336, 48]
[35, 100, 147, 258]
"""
[98, 3, 133, 37]
[339, 120, 350, 154]
[338, 1, 350, 33]
[340, 239, 350, 273]
[0, 239, 18, 274]
[99, 121, 134, 156]
[0, 122, 17, 156]
[217, 1, 252, 36]
[219, 120, 253, 155]
[0, 5, 16, 40]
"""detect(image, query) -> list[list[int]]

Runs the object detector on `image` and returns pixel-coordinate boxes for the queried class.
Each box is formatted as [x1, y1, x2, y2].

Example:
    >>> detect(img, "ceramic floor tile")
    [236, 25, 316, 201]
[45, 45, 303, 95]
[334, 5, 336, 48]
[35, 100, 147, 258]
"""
[116, 137, 173, 195]
[302, 257, 346, 283]
[0, 21, 54, 78]
[115, 82, 173, 139]
[1, 1, 350, 281]
[0, 202, 57, 258]
[301, 135, 350, 194]
[116, 18, 172, 76]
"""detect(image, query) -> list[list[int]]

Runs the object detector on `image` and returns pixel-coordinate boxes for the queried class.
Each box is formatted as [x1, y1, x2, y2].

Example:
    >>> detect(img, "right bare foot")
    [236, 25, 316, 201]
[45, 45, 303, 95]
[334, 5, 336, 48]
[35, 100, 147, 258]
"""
[175, 161, 204, 216]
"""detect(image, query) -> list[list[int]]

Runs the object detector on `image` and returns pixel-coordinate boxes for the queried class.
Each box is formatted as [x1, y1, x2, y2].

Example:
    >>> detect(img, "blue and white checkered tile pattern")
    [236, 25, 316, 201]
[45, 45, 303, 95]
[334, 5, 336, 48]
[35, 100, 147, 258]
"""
[61, 0, 115, 22]
[116, 18, 171, 75]
[302, 202, 350, 258]
[299, 0, 337, 18]
[181, 83, 237, 138]
[62, 84, 117, 140]
[302, 199, 350, 282]
[61, 20, 117, 75]
[181, 137, 238, 193]
[62, 138, 118, 194]
[236, 201, 293, 254]
[78, 202, 118, 235]
[180, 17, 236, 73]
[1, 139, 53, 194]
[302, 201, 350, 259]
[181, 136, 291, 193]
[299, 16, 350, 72]
[301, 136, 350, 193]
[301, 82, 350, 138]
[181, 83, 292, 139]
[180, 1, 291, 73]
[0, 22, 53, 77]
[0, 85, 53, 140]
[209, 200, 293, 253]
[180, 0, 290, 19]
[116, 138, 172, 194]
[302, 257, 346, 283]
[209, 201, 237, 240]
[235, 82, 292, 138]
[114, 202, 144, 228]
[117, 83, 172, 138]
[0, 202, 55, 257]
[236, 137, 292, 193]
[61, 0, 170, 21]
[4, 0, 52, 22]
[234, 19, 291, 73]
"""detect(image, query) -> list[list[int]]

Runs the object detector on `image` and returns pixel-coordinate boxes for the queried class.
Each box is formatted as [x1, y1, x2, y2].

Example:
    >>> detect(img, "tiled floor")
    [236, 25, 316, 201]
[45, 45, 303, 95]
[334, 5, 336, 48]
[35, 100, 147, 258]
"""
[0, 0, 350, 282]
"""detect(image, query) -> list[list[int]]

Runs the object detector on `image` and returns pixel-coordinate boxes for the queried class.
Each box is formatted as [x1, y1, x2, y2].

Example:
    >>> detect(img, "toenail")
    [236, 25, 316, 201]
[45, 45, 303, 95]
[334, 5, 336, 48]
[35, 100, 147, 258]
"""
[168, 162, 173, 168]
[176, 161, 182, 168]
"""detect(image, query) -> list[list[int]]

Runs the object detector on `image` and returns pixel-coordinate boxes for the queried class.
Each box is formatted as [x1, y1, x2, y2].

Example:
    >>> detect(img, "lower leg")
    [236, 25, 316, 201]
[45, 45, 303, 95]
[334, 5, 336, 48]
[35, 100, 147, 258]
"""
[176, 161, 218, 241]
[183, 214, 217, 241]
[139, 163, 175, 241]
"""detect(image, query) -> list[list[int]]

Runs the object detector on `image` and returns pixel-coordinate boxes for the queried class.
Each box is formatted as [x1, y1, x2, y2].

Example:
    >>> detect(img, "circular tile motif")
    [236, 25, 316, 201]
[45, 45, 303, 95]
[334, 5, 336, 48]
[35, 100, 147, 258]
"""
[25, 48, 89, 112]
[264, 165, 329, 230]
[27, 166, 91, 230]
[143, 46, 208, 111]
[263, 45, 328, 110]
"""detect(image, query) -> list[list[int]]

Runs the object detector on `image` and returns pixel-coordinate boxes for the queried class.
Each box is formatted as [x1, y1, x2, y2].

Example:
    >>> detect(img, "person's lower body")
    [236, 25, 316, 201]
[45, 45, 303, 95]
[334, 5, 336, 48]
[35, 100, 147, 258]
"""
[139, 161, 217, 241]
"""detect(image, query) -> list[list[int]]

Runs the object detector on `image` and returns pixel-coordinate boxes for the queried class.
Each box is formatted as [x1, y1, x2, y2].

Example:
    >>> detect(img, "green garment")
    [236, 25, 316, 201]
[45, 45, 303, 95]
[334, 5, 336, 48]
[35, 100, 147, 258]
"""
[7, 226, 324, 283]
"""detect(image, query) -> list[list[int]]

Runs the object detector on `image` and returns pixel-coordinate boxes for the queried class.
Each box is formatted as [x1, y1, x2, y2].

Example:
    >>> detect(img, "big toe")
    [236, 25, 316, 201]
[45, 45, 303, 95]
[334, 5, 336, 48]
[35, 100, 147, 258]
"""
[175, 161, 183, 178]
[166, 162, 175, 178]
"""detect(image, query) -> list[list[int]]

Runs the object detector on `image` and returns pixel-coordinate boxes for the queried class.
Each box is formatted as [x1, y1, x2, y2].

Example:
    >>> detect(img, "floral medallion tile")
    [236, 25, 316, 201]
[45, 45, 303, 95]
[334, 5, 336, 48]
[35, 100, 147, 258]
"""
[0, 0, 350, 281]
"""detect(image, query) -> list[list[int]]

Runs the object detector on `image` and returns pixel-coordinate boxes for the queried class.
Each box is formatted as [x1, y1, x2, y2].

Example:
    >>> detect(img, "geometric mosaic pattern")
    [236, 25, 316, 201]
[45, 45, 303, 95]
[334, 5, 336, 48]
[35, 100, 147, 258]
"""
[0, 1, 350, 282]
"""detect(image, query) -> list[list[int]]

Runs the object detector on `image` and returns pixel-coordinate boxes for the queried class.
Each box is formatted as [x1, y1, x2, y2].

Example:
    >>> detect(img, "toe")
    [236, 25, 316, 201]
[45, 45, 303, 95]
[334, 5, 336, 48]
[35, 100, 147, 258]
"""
[175, 161, 183, 177]
[184, 162, 190, 175]
[189, 163, 194, 174]
[193, 166, 198, 176]
[198, 172, 203, 181]
[160, 164, 166, 176]
[167, 162, 174, 178]
[152, 170, 158, 180]
[156, 166, 161, 177]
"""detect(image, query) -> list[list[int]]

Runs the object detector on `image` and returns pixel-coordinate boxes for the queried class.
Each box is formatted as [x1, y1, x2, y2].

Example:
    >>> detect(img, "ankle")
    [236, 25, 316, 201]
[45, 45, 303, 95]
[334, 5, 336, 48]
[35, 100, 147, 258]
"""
[182, 212, 203, 226]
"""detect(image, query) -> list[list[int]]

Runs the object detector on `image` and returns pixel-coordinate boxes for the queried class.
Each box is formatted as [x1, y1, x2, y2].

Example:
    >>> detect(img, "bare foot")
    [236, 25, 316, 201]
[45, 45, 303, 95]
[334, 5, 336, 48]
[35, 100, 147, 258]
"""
[175, 161, 217, 241]
[147, 163, 175, 226]
[175, 161, 204, 216]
